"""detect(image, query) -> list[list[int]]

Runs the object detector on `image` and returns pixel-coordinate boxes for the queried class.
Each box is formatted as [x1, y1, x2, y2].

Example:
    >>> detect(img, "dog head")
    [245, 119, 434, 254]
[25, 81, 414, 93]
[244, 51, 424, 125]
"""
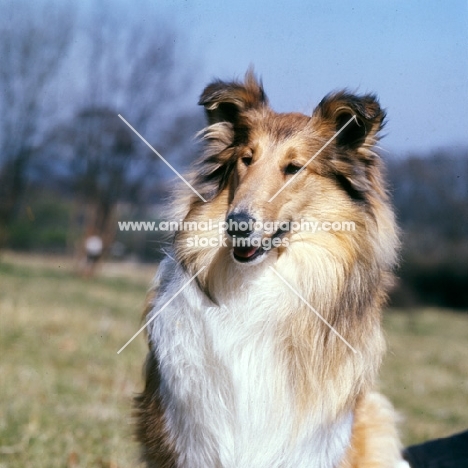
[195, 70, 386, 265]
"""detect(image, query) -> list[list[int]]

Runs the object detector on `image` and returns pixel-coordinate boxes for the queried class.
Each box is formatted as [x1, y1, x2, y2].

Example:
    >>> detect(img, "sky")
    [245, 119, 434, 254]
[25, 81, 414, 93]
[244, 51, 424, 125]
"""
[157, 0, 468, 155]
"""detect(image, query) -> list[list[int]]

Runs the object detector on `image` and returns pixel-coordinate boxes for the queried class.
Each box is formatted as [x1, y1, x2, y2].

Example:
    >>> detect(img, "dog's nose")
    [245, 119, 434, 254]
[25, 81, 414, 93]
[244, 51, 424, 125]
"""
[226, 212, 256, 238]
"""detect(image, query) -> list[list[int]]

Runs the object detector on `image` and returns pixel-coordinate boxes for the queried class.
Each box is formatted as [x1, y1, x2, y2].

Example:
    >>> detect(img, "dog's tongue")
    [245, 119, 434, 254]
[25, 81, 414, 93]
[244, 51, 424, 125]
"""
[233, 246, 258, 258]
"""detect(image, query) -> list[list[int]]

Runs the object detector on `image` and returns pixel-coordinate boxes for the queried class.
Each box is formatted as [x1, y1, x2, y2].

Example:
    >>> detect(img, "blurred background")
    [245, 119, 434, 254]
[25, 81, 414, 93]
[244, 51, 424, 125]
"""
[0, 0, 467, 466]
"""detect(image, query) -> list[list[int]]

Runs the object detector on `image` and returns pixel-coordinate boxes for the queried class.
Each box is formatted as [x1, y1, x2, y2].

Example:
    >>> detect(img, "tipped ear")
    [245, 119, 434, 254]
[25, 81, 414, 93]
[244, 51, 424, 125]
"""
[313, 92, 385, 149]
[313, 92, 386, 198]
[198, 70, 268, 125]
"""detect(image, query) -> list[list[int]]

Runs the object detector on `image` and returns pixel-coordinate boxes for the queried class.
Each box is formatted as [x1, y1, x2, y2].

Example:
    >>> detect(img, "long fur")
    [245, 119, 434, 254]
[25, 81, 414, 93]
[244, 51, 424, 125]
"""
[135, 71, 408, 467]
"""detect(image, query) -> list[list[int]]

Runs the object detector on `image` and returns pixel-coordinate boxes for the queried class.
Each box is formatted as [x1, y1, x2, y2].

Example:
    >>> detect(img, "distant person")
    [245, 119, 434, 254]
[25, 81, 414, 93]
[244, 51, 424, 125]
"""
[84, 235, 103, 277]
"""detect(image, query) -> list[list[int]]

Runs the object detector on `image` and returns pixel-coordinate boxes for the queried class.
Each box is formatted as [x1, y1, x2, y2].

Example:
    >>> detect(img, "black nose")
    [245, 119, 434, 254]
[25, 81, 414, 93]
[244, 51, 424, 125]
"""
[226, 212, 256, 238]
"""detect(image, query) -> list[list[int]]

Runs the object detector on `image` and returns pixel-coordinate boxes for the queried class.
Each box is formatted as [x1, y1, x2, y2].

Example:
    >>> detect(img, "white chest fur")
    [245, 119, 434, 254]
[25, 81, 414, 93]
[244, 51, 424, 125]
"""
[148, 260, 353, 468]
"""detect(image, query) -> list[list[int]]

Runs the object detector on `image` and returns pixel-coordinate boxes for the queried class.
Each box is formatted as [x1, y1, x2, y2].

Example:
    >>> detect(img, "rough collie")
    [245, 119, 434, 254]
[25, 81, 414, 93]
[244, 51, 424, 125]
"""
[135, 71, 409, 467]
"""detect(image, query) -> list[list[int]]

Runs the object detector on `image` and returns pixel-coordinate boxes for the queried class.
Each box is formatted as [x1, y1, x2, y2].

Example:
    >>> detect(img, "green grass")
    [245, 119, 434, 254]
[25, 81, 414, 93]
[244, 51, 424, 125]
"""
[0, 253, 151, 468]
[381, 308, 468, 445]
[0, 252, 467, 466]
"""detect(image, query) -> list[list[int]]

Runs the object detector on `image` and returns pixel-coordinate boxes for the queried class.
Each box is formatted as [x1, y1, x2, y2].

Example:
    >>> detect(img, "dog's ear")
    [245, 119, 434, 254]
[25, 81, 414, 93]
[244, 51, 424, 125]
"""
[198, 69, 268, 125]
[312, 92, 386, 198]
[193, 71, 267, 200]
[313, 91, 385, 149]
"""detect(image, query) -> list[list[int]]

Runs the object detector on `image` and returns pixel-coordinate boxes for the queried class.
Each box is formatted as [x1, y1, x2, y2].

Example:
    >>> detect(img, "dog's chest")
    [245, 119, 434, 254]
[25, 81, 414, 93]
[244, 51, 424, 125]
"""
[148, 274, 352, 468]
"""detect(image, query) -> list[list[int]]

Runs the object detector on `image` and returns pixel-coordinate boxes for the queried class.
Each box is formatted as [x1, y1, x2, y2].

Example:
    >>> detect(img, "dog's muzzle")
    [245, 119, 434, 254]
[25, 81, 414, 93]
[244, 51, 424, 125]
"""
[225, 211, 289, 264]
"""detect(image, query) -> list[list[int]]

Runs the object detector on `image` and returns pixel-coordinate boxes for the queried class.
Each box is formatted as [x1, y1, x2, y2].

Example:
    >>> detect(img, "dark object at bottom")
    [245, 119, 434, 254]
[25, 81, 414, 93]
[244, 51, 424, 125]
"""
[403, 430, 468, 468]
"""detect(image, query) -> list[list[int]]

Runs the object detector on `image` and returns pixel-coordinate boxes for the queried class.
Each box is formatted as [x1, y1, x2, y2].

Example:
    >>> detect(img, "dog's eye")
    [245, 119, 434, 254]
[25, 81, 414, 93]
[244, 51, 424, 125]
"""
[284, 163, 303, 175]
[241, 157, 253, 167]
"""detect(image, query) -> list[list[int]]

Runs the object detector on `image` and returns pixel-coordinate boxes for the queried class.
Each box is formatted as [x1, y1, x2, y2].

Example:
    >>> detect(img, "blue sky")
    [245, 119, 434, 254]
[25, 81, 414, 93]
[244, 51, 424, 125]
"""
[159, 0, 468, 155]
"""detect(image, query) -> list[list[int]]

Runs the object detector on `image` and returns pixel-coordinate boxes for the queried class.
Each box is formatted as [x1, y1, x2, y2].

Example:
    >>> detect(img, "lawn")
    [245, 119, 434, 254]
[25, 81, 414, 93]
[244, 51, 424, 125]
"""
[0, 252, 467, 467]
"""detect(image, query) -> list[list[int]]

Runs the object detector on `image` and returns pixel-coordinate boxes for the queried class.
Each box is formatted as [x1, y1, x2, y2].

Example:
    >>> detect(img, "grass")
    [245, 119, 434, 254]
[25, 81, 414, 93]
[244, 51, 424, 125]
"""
[382, 308, 468, 445]
[0, 253, 152, 468]
[0, 252, 467, 466]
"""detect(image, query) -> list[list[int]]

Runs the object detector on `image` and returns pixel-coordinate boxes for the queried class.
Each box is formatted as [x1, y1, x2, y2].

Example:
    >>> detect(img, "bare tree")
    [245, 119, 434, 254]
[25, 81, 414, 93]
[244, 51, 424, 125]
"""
[388, 148, 468, 308]
[43, 3, 202, 271]
[0, 0, 74, 246]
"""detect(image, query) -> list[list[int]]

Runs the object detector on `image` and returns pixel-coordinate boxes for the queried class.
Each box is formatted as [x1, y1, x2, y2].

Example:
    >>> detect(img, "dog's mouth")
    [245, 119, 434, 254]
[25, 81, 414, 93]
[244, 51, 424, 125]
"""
[231, 227, 289, 264]
[232, 245, 265, 263]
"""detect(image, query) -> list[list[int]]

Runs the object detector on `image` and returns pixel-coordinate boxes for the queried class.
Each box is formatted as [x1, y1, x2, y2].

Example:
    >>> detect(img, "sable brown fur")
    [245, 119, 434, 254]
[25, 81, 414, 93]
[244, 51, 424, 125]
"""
[134, 351, 178, 468]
